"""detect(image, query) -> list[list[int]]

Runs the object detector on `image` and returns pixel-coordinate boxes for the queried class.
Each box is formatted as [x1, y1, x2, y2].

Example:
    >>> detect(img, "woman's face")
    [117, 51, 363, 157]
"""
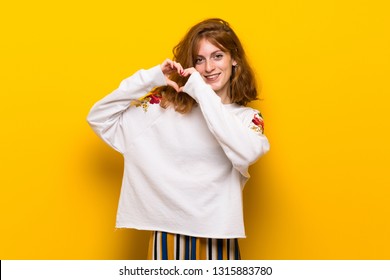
[194, 38, 236, 104]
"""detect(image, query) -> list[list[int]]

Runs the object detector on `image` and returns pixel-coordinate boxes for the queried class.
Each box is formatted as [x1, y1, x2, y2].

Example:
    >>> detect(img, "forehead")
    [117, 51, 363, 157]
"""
[196, 38, 223, 55]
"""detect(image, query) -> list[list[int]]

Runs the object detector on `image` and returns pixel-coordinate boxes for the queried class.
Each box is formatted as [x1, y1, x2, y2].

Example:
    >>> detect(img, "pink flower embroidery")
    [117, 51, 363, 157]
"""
[149, 94, 162, 104]
[134, 92, 162, 112]
[251, 113, 264, 134]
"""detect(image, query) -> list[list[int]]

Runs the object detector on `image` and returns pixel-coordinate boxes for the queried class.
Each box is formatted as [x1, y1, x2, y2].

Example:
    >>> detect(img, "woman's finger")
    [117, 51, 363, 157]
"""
[167, 79, 180, 92]
[161, 59, 172, 74]
[181, 67, 197, 76]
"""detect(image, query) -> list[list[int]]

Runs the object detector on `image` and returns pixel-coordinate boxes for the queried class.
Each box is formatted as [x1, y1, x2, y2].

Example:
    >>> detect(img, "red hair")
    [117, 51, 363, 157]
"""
[158, 18, 259, 114]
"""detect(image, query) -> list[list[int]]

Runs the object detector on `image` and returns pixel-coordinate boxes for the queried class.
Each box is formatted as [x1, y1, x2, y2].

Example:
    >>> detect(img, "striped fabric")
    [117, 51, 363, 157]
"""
[147, 231, 241, 260]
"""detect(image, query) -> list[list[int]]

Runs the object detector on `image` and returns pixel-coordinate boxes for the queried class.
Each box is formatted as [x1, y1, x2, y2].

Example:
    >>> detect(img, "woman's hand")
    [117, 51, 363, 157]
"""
[160, 59, 199, 92]
[180, 67, 197, 77]
[160, 59, 184, 92]
[178, 67, 198, 92]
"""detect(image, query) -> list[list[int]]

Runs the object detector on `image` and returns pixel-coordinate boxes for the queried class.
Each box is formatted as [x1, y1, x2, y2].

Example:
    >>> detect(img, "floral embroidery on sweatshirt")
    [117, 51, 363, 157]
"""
[250, 112, 265, 135]
[131, 91, 162, 112]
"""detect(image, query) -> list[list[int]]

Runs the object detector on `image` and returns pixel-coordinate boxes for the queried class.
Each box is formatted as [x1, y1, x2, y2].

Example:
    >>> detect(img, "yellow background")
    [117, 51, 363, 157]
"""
[1, 0, 389, 259]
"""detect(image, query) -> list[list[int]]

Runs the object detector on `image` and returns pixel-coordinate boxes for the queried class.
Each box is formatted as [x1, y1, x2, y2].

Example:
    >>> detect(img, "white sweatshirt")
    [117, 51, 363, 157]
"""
[87, 65, 270, 238]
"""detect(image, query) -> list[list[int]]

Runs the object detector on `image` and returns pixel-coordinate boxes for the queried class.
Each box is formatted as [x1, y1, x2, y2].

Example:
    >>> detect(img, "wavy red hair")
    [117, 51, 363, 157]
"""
[157, 18, 259, 114]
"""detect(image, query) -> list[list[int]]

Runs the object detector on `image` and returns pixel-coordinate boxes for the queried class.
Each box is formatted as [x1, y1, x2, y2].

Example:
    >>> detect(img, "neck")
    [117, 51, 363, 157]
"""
[216, 88, 232, 104]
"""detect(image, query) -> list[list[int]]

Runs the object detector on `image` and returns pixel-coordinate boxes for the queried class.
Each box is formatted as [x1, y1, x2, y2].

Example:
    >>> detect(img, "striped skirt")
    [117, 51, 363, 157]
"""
[147, 231, 241, 260]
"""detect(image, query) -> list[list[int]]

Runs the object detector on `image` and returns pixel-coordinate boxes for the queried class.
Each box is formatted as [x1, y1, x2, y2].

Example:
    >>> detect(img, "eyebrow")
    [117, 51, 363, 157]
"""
[196, 50, 224, 58]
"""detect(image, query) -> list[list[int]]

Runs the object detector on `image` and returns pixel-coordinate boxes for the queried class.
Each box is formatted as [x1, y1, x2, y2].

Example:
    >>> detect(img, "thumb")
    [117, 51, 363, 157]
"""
[166, 79, 180, 92]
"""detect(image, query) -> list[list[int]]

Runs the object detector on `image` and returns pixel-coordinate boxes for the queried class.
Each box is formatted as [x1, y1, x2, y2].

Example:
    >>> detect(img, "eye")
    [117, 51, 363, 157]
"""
[195, 57, 204, 65]
[213, 53, 224, 60]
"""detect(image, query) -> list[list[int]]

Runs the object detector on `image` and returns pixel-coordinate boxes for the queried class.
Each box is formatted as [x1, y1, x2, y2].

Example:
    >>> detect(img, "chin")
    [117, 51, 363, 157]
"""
[209, 84, 221, 92]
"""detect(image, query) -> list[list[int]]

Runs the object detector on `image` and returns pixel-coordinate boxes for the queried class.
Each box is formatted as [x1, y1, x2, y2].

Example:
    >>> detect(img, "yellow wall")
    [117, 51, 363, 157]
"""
[1, 0, 389, 259]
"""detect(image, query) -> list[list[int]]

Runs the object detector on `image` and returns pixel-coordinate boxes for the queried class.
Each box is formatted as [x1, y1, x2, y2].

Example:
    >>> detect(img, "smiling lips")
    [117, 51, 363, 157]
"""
[204, 73, 221, 82]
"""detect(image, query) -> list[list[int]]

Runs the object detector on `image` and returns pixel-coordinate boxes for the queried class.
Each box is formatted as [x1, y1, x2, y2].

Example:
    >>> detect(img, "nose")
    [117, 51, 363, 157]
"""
[205, 59, 215, 73]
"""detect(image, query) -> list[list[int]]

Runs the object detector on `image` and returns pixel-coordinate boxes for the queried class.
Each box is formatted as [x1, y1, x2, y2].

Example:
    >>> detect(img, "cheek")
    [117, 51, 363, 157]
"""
[223, 65, 233, 77]
[219, 60, 232, 72]
[195, 65, 203, 73]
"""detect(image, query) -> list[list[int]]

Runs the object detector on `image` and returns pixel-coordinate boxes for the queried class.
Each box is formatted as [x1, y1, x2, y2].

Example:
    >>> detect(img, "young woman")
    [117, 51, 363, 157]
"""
[87, 18, 270, 260]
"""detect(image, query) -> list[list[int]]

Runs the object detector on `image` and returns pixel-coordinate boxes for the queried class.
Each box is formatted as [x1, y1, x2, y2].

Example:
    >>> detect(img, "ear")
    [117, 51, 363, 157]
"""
[232, 60, 237, 67]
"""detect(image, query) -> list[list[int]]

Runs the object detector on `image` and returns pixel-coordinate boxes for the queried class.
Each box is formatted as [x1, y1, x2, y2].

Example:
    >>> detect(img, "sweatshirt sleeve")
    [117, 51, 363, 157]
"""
[183, 72, 270, 178]
[86, 65, 167, 153]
